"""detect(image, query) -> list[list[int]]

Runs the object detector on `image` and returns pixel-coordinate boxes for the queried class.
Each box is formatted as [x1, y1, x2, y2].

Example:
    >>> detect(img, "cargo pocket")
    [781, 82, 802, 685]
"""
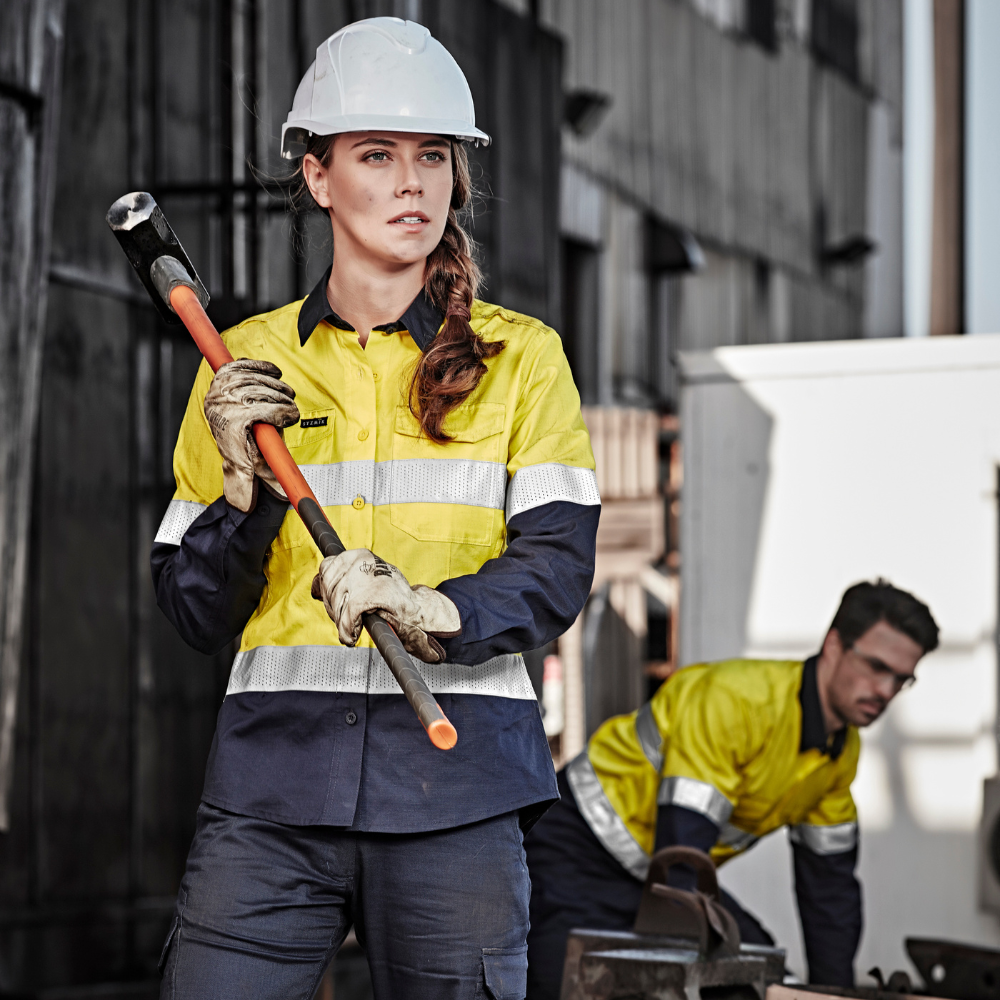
[482, 946, 528, 1000]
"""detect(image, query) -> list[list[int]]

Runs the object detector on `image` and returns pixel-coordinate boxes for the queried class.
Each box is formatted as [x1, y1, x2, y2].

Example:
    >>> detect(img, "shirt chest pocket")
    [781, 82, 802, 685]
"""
[389, 403, 508, 546]
[283, 408, 338, 467]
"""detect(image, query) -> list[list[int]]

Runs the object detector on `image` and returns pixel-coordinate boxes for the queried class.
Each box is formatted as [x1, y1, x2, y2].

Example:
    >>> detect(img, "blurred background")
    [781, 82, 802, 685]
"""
[1, 0, 998, 996]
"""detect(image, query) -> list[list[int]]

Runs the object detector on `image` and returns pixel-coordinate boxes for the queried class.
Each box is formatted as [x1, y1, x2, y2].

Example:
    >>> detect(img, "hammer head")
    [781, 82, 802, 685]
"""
[106, 192, 209, 325]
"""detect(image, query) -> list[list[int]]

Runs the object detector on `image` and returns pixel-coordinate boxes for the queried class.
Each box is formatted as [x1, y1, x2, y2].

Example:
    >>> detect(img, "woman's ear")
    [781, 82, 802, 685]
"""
[302, 151, 333, 209]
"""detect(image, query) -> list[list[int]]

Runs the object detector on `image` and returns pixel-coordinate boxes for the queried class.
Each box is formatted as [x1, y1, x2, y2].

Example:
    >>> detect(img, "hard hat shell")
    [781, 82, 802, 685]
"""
[281, 17, 490, 159]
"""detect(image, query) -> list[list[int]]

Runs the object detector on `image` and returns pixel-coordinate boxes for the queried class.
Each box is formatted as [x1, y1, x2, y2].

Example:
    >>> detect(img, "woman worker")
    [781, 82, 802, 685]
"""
[150, 17, 600, 1000]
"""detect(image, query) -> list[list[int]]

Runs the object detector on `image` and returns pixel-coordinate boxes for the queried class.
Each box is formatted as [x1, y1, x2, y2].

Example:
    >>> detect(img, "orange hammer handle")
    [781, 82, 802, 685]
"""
[169, 284, 458, 751]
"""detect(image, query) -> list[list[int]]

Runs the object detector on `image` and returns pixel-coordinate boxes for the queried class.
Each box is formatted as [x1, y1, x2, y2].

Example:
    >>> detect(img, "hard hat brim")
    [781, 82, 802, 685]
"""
[281, 116, 491, 159]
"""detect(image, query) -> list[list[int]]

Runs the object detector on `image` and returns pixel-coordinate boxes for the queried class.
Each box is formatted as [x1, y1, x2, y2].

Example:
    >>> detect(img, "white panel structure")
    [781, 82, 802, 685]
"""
[679, 334, 1000, 979]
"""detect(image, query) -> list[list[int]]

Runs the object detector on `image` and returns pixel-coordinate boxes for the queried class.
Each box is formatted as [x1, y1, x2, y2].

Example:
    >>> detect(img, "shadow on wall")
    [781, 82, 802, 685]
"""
[679, 379, 774, 665]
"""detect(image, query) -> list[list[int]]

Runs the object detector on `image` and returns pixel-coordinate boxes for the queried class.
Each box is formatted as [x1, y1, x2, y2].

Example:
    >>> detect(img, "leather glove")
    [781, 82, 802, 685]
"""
[311, 549, 461, 663]
[204, 358, 300, 512]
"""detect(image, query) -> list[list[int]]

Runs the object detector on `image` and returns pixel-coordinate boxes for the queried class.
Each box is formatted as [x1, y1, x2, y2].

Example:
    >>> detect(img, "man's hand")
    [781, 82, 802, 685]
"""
[204, 358, 300, 512]
[311, 549, 461, 663]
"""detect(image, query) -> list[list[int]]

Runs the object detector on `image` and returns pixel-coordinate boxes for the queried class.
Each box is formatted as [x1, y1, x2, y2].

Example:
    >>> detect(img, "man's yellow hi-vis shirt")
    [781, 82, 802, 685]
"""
[567, 658, 860, 880]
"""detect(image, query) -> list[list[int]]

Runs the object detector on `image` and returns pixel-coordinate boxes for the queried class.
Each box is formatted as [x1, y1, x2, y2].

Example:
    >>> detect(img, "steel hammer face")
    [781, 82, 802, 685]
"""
[106, 191, 210, 325]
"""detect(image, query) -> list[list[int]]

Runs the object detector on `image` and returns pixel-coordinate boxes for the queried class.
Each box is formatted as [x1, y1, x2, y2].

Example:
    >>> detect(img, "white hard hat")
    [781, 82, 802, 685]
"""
[281, 17, 490, 159]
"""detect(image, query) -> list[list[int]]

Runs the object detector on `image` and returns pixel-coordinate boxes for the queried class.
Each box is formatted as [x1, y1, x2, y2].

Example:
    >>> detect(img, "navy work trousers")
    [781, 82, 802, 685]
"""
[160, 803, 531, 1000]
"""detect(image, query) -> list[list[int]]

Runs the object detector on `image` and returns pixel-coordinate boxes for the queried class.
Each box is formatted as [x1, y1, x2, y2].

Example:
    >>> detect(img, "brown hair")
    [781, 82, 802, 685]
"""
[295, 134, 503, 443]
[830, 578, 939, 654]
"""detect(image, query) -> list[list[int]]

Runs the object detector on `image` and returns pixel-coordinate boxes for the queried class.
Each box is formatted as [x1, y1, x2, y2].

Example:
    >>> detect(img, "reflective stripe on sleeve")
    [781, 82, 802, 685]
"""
[634, 702, 664, 772]
[505, 464, 601, 521]
[226, 646, 536, 700]
[657, 776, 734, 826]
[298, 459, 508, 510]
[566, 752, 650, 881]
[154, 499, 209, 545]
[788, 821, 858, 855]
[718, 822, 759, 853]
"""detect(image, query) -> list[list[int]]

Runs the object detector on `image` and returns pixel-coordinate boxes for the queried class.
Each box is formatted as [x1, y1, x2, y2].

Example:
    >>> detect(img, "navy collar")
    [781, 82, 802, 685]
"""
[296, 265, 444, 351]
[799, 655, 846, 760]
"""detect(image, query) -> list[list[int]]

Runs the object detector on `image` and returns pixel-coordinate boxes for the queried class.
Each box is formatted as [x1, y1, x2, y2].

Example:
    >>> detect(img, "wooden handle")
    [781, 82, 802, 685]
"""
[169, 284, 457, 751]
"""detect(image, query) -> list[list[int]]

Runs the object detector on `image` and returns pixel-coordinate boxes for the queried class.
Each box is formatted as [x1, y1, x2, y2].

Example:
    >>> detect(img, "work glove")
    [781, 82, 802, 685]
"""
[204, 358, 300, 513]
[311, 549, 462, 663]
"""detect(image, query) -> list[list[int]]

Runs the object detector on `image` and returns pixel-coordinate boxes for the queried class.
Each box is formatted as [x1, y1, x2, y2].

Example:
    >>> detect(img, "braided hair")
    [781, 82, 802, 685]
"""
[296, 135, 504, 443]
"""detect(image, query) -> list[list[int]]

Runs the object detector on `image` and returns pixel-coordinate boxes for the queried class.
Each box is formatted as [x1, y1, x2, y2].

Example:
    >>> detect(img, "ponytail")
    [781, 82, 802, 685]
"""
[411, 141, 504, 443]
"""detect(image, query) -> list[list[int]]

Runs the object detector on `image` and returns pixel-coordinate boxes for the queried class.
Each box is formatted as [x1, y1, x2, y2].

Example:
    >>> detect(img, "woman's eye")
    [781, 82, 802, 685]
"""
[421, 151, 445, 162]
[365, 151, 389, 162]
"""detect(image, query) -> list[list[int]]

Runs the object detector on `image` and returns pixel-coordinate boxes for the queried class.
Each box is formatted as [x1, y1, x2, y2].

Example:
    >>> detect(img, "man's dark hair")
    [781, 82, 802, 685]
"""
[830, 579, 939, 654]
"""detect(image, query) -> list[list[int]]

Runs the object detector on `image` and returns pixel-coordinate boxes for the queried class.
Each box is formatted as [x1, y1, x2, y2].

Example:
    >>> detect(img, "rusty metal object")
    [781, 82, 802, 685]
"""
[906, 938, 1000, 1000]
[560, 848, 783, 999]
[634, 846, 741, 958]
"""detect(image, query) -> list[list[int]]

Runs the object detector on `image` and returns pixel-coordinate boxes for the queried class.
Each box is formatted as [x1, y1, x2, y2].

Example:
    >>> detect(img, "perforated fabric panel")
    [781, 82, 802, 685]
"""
[299, 459, 507, 509]
[505, 464, 600, 521]
[378, 458, 506, 508]
[226, 646, 536, 699]
[154, 499, 209, 545]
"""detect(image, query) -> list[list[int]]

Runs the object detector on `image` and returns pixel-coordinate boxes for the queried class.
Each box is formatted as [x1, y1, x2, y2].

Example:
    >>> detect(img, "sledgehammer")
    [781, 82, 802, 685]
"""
[106, 191, 458, 751]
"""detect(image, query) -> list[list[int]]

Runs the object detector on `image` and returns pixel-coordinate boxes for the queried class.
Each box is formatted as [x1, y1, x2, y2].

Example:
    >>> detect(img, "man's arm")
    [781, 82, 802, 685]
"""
[792, 836, 862, 987]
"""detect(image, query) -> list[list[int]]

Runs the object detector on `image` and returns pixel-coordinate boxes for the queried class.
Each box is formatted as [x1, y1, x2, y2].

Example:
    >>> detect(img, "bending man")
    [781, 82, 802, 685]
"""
[525, 580, 939, 997]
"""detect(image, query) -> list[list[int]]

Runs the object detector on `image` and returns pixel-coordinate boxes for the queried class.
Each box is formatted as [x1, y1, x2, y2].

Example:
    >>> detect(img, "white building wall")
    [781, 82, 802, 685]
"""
[679, 335, 1000, 979]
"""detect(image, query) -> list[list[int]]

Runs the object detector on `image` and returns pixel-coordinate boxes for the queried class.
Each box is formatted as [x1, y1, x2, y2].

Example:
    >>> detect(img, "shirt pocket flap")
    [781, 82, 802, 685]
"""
[482, 947, 528, 1000]
[284, 407, 337, 465]
[395, 402, 505, 443]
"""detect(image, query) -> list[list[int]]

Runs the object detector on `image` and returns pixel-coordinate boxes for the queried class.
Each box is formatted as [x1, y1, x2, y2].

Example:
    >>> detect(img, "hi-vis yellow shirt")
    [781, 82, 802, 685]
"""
[155, 296, 599, 701]
[566, 659, 860, 880]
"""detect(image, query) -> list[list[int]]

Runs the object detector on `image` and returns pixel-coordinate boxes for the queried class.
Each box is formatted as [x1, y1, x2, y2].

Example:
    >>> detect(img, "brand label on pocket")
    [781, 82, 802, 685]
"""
[300, 417, 328, 428]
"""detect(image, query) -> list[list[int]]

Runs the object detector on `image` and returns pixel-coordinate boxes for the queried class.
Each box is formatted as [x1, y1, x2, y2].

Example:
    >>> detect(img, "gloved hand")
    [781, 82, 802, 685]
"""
[311, 549, 461, 663]
[204, 358, 300, 512]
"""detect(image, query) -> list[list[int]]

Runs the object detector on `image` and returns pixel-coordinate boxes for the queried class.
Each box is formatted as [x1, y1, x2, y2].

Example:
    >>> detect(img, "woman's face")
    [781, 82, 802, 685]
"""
[303, 131, 453, 270]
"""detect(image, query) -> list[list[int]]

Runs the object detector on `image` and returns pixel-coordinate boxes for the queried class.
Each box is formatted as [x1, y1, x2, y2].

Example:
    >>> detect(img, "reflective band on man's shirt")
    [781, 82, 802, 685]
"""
[657, 776, 734, 826]
[506, 463, 600, 521]
[718, 822, 759, 853]
[789, 821, 858, 855]
[566, 752, 650, 881]
[634, 702, 664, 773]
[226, 645, 536, 700]
[155, 499, 208, 545]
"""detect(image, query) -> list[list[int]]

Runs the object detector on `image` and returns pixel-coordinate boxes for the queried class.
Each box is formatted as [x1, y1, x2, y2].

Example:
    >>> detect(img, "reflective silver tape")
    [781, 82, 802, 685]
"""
[788, 822, 858, 855]
[226, 645, 536, 700]
[718, 822, 759, 853]
[298, 459, 507, 510]
[566, 752, 650, 881]
[634, 702, 664, 773]
[657, 776, 734, 826]
[154, 499, 208, 545]
[506, 464, 601, 521]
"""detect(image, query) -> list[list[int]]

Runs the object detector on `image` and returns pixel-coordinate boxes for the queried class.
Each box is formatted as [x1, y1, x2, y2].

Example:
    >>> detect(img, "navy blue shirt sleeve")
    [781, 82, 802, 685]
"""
[436, 500, 599, 666]
[150, 489, 290, 655]
[793, 842, 862, 986]
[654, 804, 719, 890]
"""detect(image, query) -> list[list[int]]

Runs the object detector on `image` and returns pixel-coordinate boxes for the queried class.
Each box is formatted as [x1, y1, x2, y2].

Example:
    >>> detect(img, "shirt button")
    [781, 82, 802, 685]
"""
[345, 710, 358, 725]
[257, 504, 269, 516]
[373, 371, 381, 380]
[352, 495, 365, 510]
[358, 429, 369, 441]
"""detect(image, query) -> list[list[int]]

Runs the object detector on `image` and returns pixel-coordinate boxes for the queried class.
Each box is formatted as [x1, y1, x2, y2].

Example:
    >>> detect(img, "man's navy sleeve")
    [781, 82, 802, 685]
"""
[151, 491, 289, 655]
[436, 500, 599, 666]
[654, 804, 719, 890]
[793, 842, 862, 986]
